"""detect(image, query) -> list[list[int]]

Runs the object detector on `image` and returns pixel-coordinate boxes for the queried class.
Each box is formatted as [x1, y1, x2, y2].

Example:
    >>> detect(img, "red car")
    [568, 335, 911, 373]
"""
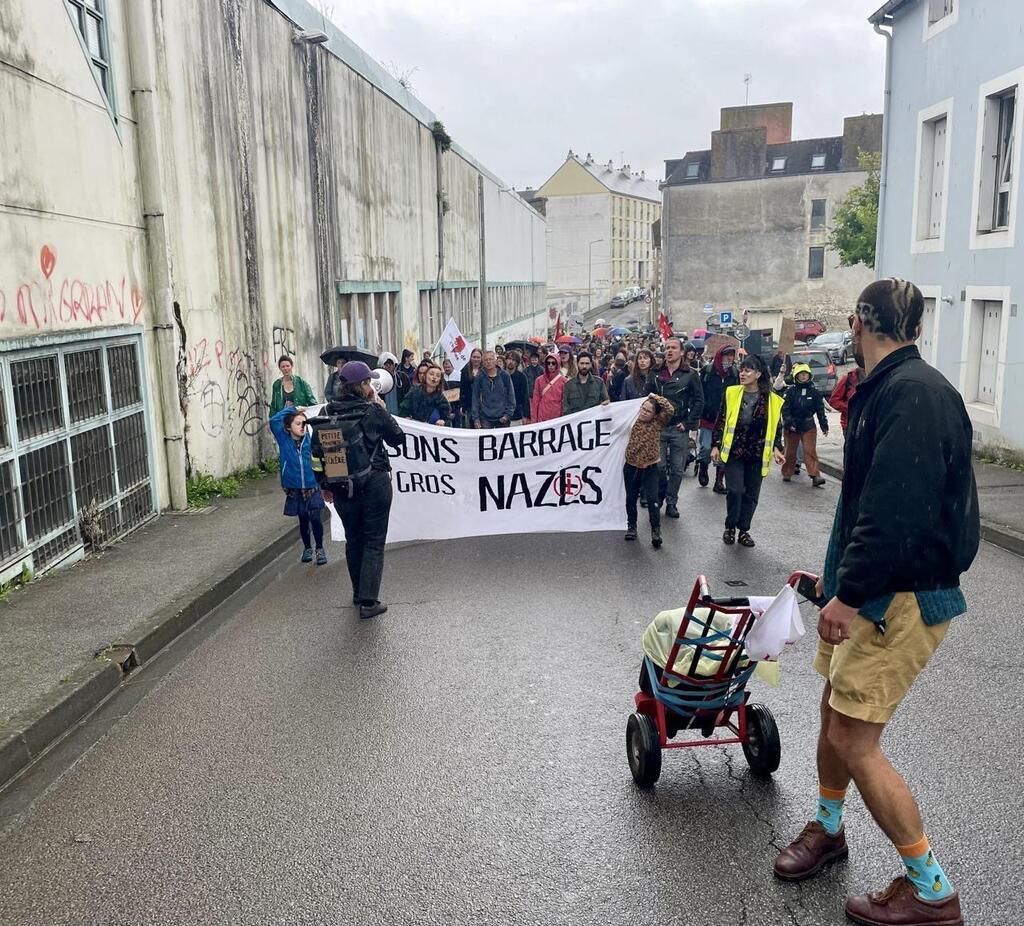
[795, 319, 826, 343]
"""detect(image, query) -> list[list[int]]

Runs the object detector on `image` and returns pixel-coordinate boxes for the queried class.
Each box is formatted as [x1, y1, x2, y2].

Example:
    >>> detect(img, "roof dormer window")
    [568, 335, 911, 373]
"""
[770, 157, 787, 172]
[811, 153, 827, 170]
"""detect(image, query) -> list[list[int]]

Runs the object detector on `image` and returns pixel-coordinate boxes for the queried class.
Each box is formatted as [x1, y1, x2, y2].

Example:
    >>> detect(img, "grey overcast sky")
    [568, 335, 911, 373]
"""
[326, 0, 886, 189]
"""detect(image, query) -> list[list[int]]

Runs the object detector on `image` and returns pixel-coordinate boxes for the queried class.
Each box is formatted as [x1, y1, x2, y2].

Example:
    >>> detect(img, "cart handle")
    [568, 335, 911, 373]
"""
[697, 574, 711, 603]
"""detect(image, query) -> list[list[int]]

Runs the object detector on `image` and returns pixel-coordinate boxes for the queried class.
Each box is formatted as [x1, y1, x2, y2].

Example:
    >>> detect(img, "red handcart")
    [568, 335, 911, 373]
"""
[627, 572, 817, 788]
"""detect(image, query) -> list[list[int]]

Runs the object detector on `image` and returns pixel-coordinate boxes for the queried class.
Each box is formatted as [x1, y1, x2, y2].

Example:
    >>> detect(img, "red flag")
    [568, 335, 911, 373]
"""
[555, 313, 563, 340]
[658, 312, 673, 342]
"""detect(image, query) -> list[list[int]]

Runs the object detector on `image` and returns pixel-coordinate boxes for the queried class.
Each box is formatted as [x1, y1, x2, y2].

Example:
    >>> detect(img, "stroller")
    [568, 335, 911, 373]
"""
[627, 572, 818, 788]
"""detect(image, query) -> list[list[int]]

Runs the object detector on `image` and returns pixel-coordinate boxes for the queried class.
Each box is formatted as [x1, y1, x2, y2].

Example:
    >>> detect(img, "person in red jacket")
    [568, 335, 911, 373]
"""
[828, 366, 863, 436]
[530, 354, 567, 423]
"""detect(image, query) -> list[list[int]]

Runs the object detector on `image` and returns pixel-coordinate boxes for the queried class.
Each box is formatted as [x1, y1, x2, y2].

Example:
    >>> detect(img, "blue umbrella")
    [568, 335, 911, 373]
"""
[609, 326, 629, 335]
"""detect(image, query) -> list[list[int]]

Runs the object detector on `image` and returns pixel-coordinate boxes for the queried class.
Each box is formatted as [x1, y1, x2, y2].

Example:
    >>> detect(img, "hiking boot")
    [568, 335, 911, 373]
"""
[773, 821, 848, 882]
[300, 547, 314, 563]
[651, 528, 662, 549]
[845, 877, 962, 926]
[624, 526, 638, 541]
[665, 503, 680, 519]
[812, 476, 826, 487]
[712, 471, 727, 495]
[697, 462, 710, 487]
[315, 548, 328, 566]
[359, 601, 388, 620]
[783, 475, 792, 482]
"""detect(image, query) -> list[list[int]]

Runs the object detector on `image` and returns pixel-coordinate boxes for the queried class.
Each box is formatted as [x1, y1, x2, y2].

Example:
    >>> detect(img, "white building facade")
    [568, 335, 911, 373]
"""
[871, 0, 1023, 449]
[0, 0, 545, 579]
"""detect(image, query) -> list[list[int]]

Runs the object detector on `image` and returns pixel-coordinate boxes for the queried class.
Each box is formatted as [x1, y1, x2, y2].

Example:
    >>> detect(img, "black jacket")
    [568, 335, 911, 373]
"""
[398, 385, 452, 424]
[508, 369, 530, 419]
[656, 364, 704, 429]
[325, 395, 405, 472]
[781, 382, 828, 434]
[835, 346, 980, 609]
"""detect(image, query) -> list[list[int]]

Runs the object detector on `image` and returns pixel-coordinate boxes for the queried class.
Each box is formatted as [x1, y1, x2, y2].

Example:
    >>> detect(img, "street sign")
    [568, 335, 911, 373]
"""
[735, 323, 750, 340]
[720, 311, 733, 325]
[644, 295, 652, 304]
[703, 304, 714, 315]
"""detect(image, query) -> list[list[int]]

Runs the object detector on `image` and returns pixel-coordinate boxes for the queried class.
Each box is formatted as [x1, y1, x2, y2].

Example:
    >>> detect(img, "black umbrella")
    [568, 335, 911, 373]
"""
[503, 340, 540, 356]
[320, 345, 379, 368]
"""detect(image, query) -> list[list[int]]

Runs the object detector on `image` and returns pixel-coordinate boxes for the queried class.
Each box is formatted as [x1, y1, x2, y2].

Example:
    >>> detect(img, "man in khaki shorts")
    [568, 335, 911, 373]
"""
[773, 280, 980, 926]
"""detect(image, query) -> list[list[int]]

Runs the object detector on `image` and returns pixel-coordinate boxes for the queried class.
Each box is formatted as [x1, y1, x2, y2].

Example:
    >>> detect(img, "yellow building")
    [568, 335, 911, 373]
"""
[535, 152, 661, 314]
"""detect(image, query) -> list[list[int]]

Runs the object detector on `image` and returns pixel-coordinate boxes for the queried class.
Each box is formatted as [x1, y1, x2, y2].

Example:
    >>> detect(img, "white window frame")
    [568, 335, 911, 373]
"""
[923, 0, 957, 41]
[685, 162, 699, 179]
[958, 285, 1011, 428]
[916, 285, 942, 367]
[970, 67, 1024, 250]
[911, 99, 953, 254]
[810, 154, 826, 170]
[770, 157, 787, 172]
[63, 0, 118, 126]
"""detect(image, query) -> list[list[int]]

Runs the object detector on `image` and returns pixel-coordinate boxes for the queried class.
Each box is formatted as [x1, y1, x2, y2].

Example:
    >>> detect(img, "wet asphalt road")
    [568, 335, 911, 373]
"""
[0, 469, 1020, 926]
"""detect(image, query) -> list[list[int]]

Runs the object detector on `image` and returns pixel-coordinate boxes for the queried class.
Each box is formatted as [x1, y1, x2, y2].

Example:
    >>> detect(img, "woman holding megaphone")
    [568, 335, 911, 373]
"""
[310, 361, 404, 620]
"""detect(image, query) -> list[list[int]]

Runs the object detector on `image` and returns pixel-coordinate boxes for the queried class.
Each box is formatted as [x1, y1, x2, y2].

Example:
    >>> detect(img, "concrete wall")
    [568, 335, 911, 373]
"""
[662, 171, 875, 330]
[877, 0, 1024, 448]
[1, 0, 547, 499]
[544, 194, 611, 315]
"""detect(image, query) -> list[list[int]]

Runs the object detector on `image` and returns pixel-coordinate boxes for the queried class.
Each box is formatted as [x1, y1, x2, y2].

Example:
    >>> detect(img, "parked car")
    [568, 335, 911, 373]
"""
[789, 349, 838, 397]
[610, 295, 626, 308]
[809, 330, 853, 364]
[795, 319, 826, 343]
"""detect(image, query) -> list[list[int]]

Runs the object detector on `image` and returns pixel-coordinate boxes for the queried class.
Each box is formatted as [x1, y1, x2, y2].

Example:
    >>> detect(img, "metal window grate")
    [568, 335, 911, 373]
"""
[113, 412, 148, 490]
[21, 441, 74, 544]
[0, 461, 21, 562]
[33, 527, 79, 570]
[0, 380, 8, 450]
[65, 349, 107, 423]
[11, 355, 64, 441]
[107, 344, 141, 410]
[71, 426, 116, 509]
[120, 484, 152, 532]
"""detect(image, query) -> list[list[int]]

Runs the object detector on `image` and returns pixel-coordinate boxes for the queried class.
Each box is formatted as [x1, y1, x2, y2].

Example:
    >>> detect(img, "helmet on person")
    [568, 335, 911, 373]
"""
[791, 362, 813, 382]
[378, 351, 398, 366]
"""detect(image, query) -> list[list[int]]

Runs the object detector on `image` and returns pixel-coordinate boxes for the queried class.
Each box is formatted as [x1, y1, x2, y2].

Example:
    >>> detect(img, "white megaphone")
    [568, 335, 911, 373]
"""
[370, 368, 395, 396]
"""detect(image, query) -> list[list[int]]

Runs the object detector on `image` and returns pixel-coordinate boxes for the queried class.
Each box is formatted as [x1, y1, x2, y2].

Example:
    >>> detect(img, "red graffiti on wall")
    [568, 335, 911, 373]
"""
[0, 245, 144, 331]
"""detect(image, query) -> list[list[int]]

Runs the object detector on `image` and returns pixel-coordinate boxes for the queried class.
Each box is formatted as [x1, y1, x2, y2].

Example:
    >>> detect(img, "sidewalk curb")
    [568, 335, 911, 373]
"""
[818, 460, 1024, 559]
[0, 518, 298, 794]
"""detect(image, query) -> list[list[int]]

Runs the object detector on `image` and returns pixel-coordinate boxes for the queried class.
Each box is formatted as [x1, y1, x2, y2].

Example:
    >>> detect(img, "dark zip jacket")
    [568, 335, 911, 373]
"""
[657, 364, 704, 429]
[781, 382, 828, 434]
[835, 346, 980, 609]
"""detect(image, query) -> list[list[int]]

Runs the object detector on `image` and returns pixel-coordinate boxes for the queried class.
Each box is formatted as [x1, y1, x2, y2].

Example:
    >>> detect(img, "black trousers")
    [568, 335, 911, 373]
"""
[337, 471, 393, 604]
[624, 463, 661, 531]
[724, 457, 763, 532]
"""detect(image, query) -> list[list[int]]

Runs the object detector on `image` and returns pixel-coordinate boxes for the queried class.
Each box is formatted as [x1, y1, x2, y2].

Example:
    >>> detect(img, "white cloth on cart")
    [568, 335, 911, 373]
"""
[745, 584, 805, 661]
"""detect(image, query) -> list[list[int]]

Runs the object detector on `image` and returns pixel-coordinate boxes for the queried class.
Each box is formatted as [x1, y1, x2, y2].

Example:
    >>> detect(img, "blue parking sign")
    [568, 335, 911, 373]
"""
[720, 311, 733, 325]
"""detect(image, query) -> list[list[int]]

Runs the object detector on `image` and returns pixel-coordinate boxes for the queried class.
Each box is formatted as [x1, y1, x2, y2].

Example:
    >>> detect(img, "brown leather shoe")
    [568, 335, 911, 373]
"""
[845, 877, 963, 926]
[773, 820, 848, 881]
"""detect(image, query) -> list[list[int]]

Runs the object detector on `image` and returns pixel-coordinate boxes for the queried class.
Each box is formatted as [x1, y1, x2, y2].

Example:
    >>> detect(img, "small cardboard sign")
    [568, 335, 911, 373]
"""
[779, 317, 796, 357]
[443, 388, 461, 403]
[703, 334, 740, 358]
[324, 449, 349, 479]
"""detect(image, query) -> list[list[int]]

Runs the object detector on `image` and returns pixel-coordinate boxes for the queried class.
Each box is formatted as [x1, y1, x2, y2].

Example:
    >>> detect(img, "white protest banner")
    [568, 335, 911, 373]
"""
[328, 399, 645, 544]
[437, 318, 474, 376]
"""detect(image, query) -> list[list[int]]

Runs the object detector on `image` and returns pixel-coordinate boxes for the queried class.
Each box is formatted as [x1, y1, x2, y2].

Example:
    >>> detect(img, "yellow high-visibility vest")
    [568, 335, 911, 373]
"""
[719, 386, 783, 477]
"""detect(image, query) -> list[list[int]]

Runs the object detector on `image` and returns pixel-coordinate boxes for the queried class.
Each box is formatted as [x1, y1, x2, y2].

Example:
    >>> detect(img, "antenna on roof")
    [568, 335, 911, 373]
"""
[744, 73, 752, 106]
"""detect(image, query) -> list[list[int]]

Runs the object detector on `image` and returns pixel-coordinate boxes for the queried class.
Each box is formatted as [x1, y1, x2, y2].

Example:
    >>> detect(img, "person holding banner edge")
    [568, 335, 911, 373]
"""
[472, 351, 516, 429]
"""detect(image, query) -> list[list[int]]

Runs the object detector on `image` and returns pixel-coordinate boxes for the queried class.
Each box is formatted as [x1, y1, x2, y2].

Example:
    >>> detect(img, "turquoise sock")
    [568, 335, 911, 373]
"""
[814, 787, 846, 836]
[900, 841, 954, 900]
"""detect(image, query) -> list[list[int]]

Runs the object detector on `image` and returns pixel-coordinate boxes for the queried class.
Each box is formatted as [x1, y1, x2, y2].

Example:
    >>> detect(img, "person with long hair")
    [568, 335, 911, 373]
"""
[621, 348, 657, 400]
[458, 348, 483, 428]
[710, 354, 785, 547]
[399, 363, 452, 426]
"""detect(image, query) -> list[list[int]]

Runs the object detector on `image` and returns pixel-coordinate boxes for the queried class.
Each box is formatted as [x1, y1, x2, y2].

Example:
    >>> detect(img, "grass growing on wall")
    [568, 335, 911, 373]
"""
[186, 459, 280, 508]
[976, 444, 1024, 473]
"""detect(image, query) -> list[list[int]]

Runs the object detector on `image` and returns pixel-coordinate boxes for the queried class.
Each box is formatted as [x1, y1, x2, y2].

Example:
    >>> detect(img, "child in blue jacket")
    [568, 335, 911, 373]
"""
[270, 406, 327, 565]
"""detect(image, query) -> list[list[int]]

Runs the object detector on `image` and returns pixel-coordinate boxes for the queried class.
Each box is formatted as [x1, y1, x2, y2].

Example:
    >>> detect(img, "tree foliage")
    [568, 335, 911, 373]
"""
[828, 150, 881, 270]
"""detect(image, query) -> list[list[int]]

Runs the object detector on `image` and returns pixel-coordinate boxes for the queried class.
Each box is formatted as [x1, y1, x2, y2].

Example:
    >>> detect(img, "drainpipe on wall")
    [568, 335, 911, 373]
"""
[125, 1, 188, 510]
[873, 18, 894, 279]
[478, 174, 488, 349]
[434, 139, 445, 351]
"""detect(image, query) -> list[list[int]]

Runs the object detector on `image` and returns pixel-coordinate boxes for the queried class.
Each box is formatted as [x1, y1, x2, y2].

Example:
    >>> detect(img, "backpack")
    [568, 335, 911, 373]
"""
[307, 404, 374, 499]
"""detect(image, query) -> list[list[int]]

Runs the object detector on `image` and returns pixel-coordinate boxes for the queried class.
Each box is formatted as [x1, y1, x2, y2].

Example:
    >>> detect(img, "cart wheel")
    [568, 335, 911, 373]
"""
[626, 712, 662, 788]
[742, 703, 781, 778]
